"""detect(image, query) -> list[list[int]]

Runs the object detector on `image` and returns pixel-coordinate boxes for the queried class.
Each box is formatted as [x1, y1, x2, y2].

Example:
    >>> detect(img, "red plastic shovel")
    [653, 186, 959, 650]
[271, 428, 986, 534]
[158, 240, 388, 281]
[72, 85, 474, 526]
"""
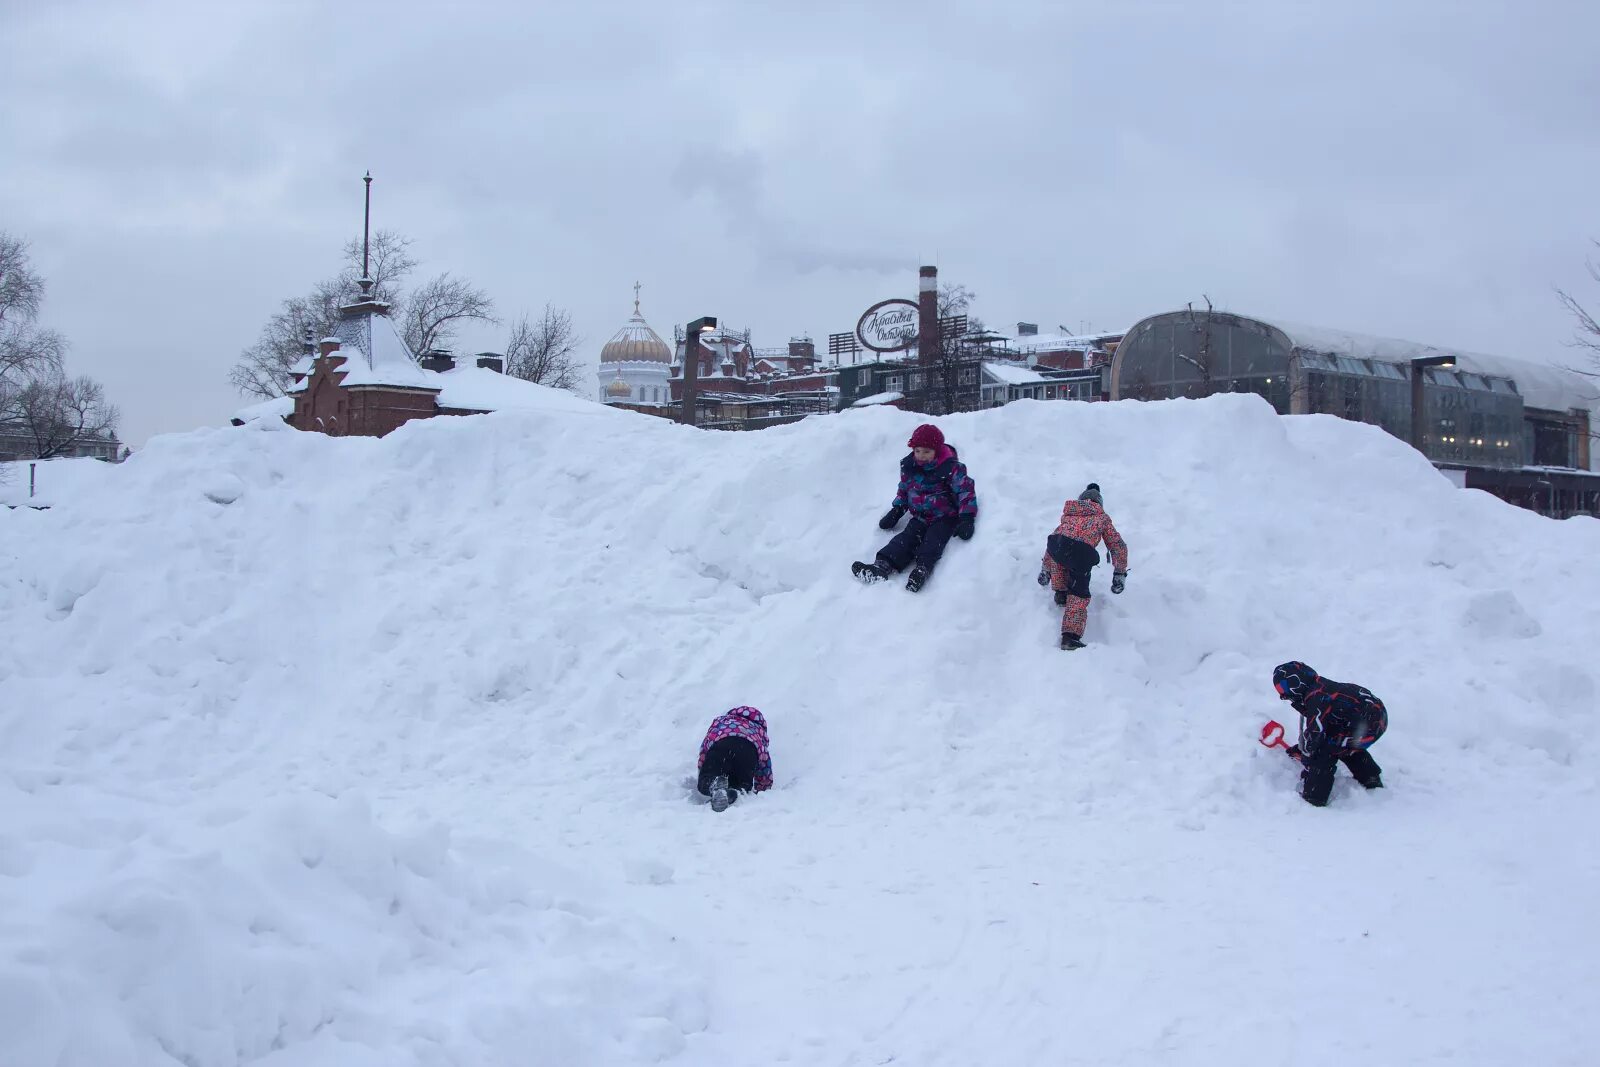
[1259, 720, 1302, 762]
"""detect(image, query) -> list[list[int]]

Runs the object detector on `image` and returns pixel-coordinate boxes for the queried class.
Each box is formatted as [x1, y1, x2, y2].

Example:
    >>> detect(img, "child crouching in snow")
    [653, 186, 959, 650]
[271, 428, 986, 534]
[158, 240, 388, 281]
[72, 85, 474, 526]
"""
[1272, 661, 1387, 807]
[851, 422, 978, 593]
[697, 706, 773, 812]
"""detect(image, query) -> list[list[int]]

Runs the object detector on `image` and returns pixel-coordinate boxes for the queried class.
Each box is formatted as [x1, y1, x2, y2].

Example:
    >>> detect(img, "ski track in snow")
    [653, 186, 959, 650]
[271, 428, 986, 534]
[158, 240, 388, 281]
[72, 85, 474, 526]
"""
[2, 395, 1598, 1065]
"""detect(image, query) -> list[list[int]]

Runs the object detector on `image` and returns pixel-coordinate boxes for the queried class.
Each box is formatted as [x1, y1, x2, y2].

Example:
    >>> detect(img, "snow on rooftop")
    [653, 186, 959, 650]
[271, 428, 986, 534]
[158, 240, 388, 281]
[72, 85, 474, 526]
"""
[331, 310, 436, 390]
[982, 362, 1049, 386]
[231, 395, 294, 425]
[1265, 317, 1598, 414]
[434, 366, 616, 416]
[1004, 330, 1119, 353]
[852, 390, 904, 406]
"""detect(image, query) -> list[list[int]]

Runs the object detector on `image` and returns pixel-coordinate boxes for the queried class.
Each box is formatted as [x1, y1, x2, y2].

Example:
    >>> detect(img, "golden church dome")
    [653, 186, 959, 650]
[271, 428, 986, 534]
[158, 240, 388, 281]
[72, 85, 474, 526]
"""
[600, 286, 671, 364]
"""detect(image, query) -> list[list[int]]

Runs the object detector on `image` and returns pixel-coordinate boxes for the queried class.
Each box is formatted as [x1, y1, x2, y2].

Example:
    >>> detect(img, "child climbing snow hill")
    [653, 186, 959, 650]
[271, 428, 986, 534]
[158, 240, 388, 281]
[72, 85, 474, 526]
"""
[696, 706, 774, 812]
[1038, 482, 1128, 649]
[852, 423, 979, 593]
[1271, 661, 1388, 807]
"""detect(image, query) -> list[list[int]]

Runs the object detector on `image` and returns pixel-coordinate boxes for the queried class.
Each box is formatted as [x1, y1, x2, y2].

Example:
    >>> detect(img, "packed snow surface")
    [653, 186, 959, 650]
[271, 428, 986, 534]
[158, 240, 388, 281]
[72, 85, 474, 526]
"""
[2, 395, 1598, 1065]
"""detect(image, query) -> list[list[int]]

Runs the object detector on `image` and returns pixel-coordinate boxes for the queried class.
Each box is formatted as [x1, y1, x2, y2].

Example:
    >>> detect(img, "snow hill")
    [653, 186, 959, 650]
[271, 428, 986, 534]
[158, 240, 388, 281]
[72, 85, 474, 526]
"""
[2, 393, 1597, 1066]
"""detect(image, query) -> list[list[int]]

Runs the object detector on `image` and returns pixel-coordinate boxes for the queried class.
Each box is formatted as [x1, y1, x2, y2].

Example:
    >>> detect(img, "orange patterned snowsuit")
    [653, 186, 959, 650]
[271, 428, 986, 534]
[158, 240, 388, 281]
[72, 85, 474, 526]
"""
[1042, 499, 1129, 638]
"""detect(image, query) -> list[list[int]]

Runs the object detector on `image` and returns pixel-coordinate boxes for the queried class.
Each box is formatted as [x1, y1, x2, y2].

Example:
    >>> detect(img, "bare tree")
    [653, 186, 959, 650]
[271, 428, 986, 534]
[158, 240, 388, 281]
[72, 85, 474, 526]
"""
[1, 232, 66, 393]
[340, 230, 416, 302]
[402, 273, 496, 357]
[228, 230, 422, 400]
[12, 372, 119, 459]
[505, 304, 583, 390]
[1175, 296, 1221, 398]
[938, 282, 976, 325]
[1557, 239, 1600, 375]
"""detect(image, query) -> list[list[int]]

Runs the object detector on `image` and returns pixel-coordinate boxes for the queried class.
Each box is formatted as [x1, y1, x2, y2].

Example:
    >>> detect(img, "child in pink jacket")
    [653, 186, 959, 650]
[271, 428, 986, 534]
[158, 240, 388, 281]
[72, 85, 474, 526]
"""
[1039, 483, 1129, 650]
[696, 706, 774, 812]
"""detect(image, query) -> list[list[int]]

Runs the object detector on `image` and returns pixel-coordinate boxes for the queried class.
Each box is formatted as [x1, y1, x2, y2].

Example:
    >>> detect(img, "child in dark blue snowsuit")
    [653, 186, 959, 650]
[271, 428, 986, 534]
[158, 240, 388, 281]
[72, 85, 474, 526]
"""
[1273, 661, 1388, 807]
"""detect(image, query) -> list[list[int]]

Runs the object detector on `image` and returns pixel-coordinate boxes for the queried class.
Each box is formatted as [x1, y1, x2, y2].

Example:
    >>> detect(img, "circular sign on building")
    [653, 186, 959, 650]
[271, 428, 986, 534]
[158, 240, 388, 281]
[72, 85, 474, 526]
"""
[856, 298, 919, 353]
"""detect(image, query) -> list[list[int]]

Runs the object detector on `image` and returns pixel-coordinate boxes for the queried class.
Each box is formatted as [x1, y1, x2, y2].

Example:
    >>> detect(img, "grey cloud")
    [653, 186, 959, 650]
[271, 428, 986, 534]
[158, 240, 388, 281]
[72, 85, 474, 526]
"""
[3, 0, 1598, 444]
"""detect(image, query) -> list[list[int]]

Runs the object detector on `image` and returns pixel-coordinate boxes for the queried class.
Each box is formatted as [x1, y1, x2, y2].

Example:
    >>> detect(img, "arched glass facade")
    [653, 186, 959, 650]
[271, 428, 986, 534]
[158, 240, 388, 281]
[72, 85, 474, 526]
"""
[1112, 310, 1529, 468]
[1111, 311, 1293, 410]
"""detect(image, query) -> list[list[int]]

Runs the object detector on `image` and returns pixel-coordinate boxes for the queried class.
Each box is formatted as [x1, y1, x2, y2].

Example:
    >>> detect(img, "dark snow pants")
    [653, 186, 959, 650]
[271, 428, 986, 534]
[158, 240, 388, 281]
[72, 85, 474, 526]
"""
[1300, 747, 1384, 807]
[1044, 535, 1100, 638]
[698, 736, 759, 796]
[876, 516, 957, 573]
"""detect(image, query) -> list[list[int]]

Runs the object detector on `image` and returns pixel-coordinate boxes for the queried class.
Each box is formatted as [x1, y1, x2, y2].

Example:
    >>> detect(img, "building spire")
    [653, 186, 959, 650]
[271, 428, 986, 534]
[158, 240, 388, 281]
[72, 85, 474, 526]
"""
[359, 171, 374, 299]
[633, 280, 642, 316]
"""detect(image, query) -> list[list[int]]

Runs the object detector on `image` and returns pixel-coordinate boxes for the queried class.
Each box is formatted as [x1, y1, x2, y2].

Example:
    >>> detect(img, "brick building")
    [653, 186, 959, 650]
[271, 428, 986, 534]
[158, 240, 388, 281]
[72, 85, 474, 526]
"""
[234, 283, 592, 436]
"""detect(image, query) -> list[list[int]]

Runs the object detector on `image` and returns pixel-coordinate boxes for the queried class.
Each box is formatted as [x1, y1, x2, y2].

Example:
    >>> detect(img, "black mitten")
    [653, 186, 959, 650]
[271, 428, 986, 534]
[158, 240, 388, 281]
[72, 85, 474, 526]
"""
[878, 506, 905, 530]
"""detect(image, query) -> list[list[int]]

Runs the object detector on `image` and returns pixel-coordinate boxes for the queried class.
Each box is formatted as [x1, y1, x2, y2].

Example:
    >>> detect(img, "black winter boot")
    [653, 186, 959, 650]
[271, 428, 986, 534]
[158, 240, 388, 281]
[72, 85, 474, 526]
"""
[709, 775, 732, 812]
[905, 565, 930, 593]
[1060, 632, 1085, 650]
[1341, 750, 1385, 790]
[852, 560, 891, 584]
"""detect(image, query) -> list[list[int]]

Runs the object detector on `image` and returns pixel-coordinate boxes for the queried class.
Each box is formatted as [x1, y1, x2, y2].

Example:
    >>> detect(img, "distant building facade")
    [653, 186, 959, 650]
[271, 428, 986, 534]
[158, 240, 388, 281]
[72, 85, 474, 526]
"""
[1110, 308, 1599, 517]
[0, 427, 123, 462]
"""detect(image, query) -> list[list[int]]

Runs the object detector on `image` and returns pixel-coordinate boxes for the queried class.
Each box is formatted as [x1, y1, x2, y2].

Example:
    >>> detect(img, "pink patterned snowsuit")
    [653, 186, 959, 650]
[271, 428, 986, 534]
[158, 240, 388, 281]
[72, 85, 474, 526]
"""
[1042, 499, 1129, 638]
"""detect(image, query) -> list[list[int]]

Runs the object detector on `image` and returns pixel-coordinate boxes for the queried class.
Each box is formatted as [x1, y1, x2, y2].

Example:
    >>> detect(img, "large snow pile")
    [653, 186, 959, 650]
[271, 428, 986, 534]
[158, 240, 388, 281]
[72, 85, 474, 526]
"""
[1, 457, 120, 507]
[2, 396, 1597, 1065]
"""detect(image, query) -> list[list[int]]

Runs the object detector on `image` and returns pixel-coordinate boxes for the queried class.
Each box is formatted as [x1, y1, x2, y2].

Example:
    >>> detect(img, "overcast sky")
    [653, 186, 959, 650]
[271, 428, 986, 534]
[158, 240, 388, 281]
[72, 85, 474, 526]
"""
[3, 0, 1598, 445]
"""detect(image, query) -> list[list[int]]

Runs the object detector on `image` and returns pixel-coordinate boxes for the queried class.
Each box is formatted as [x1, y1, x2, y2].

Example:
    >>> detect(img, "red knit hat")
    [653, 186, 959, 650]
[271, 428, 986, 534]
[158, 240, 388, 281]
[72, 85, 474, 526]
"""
[907, 423, 944, 451]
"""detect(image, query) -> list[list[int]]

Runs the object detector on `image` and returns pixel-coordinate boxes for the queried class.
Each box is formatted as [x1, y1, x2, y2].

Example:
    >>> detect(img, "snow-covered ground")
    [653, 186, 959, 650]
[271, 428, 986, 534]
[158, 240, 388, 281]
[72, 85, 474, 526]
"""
[1, 457, 120, 508]
[2, 395, 1597, 1065]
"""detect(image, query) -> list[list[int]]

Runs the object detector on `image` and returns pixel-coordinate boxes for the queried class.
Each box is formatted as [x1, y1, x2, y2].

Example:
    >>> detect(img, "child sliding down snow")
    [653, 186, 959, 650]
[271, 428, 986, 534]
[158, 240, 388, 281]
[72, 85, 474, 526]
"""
[852, 423, 979, 593]
[696, 706, 774, 812]
[1272, 661, 1387, 807]
[1038, 483, 1128, 649]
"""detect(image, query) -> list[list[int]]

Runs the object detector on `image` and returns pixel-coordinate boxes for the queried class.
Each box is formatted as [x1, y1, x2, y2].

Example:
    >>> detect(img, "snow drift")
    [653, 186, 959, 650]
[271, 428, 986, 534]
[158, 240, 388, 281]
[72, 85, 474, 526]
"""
[2, 390, 1597, 1065]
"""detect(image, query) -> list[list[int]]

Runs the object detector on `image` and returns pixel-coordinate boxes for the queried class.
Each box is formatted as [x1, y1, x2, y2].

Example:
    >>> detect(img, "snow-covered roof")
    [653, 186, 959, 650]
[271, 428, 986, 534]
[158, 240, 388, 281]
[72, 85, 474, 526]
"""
[259, 364, 612, 424]
[852, 391, 904, 406]
[983, 362, 1049, 386]
[1265, 318, 1598, 414]
[1002, 330, 1121, 354]
[231, 396, 294, 425]
[434, 366, 609, 415]
[331, 309, 438, 390]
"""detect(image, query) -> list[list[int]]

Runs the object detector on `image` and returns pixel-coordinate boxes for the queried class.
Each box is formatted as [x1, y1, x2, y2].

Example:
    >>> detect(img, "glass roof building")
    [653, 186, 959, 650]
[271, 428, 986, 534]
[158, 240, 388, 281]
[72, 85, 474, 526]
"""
[1108, 308, 1599, 516]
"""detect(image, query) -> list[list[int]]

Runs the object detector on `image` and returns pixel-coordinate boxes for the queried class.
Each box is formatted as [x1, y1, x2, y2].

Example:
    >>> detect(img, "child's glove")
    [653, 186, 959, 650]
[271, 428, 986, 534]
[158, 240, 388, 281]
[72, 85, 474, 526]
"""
[878, 505, 906, 530]
[1037, 567, 1050, 587]
[1111, 572, 1127, 594]
[1284, 745, 1304, 763]
[954, 515, 975, 540]
[1054, 590, 1069, 605]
